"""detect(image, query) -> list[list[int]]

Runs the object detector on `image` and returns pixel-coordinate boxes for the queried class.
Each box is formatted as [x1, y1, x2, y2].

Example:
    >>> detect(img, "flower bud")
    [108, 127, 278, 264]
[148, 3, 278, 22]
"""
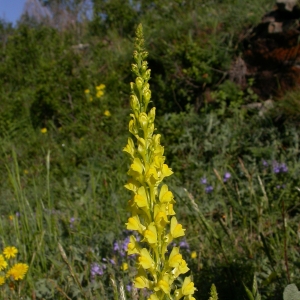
[136, 77, 144, 90]
[143, 89, 151, 105]
[144, 69, 151, 81]
[133, 50, 138, 61]
[139, 112, 148, 130]
[141, 51, 148, 60]
[132, 64, 139, 75]
[130, 95, 140, 112]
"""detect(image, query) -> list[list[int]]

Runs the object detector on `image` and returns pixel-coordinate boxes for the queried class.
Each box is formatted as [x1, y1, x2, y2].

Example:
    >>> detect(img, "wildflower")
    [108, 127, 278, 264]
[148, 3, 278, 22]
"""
[104, 110, 111, 117]
[90, 263, 105, 277]
[200, 177, 207, 185]
[205, 185, 214, 193]
[123, 24, 195, 299]
[96, 84, 105, 98]
[121, 262, 128, 271]
[96, 90, 104, 98]
[3, 247, 18, 259]
[223, 172, 231, 182]
[191, 251, 197, 259]
[23, 170, 29, 174]
[126, 283, 132, 292]
[280, 163, 288, 173]
[179, 239, 190, 250]
[84, 89, 90, 94]
[0, 255, 8, 270]
[0, 276, 5, 285]
[262, 160, 268, 167]
[6, 263, 28, 280]
[40, 128, 47, 134]
[9, 215, 13, 221]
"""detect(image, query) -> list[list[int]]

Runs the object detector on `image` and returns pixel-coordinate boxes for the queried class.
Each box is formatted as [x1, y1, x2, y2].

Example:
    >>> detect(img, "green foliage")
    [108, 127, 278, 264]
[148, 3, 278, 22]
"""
[0, 0, 299, 299]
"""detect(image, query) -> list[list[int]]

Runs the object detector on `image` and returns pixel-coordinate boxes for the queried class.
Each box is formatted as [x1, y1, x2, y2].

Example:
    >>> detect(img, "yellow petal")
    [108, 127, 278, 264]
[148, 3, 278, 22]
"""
[138, 248, 155, 269]
[182, 277, 196, 295]
[170, 217, 185, 238]
[157, 279, 170, 294]
[168, 247, 182, 268]
[144, 223, 157, 244]
[134, 276, 150, 289]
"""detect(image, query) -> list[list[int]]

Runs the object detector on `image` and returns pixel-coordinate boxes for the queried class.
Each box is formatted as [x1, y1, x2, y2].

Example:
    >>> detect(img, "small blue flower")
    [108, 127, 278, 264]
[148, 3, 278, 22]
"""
[262, 160, 268, 167]
[205, 185, 213, 193]
[200, 177, 207, 185]
[223, 172, 231, 182]
[91, 263, 105, 278]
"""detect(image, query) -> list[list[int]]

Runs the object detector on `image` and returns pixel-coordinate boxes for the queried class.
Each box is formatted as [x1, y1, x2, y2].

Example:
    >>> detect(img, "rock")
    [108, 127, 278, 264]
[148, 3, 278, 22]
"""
[276, 0, 297, 12]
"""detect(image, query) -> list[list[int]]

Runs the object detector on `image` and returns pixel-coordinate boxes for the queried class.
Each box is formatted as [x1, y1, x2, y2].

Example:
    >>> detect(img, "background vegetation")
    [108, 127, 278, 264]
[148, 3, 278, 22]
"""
[0, 0, 299, 299]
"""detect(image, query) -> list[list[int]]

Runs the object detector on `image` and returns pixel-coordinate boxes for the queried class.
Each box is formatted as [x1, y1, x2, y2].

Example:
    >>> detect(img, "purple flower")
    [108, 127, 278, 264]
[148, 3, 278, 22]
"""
[91, 263, 105, 277]
[179, 239, 190, 250]
[272, 161, 288, 174]
[280, 163, 288, 173]
[200, 177, 207, 185]
[262, 160, 268, 167]
[223, 172, 231, 182]
[205, 185, 213, 193]
[126, 284, 132, 292]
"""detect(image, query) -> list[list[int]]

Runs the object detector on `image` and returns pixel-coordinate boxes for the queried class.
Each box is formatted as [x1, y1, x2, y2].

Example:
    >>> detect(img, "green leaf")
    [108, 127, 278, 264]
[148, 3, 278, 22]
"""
[283, 284, 300, 300]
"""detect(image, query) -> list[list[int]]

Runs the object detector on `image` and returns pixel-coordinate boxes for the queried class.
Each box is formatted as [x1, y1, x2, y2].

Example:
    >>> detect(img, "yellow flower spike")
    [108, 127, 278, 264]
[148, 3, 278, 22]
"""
[3, 246, 18, 259]
[138, 248, 155, 269]
[0, 255, 8, 270]
[170, 217, 186, 238]
[143, 223, 158, 245]
[124, 24, 195, 299]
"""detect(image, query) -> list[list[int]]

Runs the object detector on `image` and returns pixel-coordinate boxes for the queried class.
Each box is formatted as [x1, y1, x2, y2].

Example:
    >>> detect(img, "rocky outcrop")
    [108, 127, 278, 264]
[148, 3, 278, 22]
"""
[242, 0, 300, 98]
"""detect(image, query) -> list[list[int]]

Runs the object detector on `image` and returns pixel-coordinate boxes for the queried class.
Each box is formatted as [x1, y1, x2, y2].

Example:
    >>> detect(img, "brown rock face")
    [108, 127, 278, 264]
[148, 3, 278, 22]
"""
[243, 0, 300, 98]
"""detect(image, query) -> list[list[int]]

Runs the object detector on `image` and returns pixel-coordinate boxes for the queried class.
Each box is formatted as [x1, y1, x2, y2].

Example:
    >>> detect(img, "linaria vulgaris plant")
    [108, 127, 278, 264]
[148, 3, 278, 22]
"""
[123, 24, 196, 300]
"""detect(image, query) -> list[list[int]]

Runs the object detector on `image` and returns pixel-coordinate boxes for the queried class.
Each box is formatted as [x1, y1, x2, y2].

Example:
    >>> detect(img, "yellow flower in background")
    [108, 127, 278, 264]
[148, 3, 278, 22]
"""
[104, 110, 111, 117]
[0, 276, 5, 285]
[89, 96, 93, 102]
[121, 262, 128, 271]
[191, 251, 197, 259]
[23, 169, 29, 175]
[9, 215, 13, 221]
[96, 84, 105, 98]
[84, 89, 90, 94]
[6, 263, 28, 280]
[3, 247, 18, 259]
[40, 128, 47, 134]
[0, 255, 8, 270]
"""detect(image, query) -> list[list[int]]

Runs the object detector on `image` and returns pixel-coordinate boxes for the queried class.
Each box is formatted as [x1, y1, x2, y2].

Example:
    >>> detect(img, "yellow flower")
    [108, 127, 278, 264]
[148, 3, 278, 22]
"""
[3, 247, 18, 259]
[0, 255, 8, 270]
[96, 84, 105, 90]
[104, 110, 111, 117]
[96, 90, 104, 98]
[9, 215, 13, 221]
[23, 169, 29, 175]
[191, 251, 197, 259]
[84, 89, 90, 94]
[0, 276, 5, 285]
[89, 96, 93, 102]
[181, 276, 196, 296]
[40, 128, 47, 134]
[6, 263, 28, 281]
[121, 262, 128, 271]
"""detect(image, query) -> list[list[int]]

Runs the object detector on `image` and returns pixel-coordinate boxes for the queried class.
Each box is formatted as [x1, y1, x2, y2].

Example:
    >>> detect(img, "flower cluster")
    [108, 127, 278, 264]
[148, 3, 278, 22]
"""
[123, 24, 196, 300]
[84, 83, 106, 101]
[0, 246, 28, 287]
